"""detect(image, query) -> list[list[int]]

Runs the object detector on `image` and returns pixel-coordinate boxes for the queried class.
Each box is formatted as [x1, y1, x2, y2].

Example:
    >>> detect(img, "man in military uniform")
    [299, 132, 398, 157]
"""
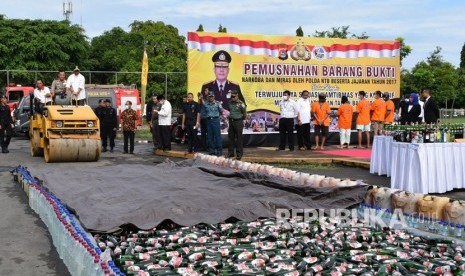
[100, 99, 118, 152]
[201, 91, 223, 156]
[0, 95, 14, 153]
[201, 50, 245, 111]
[50, 70, 68, 105]
[227, 90, 247, 160]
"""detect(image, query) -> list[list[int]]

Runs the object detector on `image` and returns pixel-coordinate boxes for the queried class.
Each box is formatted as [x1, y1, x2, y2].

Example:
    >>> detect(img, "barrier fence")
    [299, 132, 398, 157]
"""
[0, 70, 187, 104]
[440, 108, 465, 122]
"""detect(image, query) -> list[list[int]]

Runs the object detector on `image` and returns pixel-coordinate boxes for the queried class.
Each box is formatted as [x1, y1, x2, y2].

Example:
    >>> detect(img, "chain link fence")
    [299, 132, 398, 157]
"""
[0, 69, 187, 108]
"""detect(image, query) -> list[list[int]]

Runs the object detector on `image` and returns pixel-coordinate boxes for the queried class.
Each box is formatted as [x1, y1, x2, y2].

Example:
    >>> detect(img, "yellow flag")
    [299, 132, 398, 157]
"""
[141, 48, 148, 119]
[141, 48, 148, 87]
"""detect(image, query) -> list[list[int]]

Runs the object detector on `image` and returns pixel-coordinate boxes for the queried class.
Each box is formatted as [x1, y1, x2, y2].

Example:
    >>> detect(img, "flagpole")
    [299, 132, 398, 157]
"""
[141, 48, 148, 121]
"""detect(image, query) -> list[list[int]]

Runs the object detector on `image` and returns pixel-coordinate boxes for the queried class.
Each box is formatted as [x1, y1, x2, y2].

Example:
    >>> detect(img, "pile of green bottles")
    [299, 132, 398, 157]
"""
[384, 123, 465, 143]
[95, 216, 465, 275]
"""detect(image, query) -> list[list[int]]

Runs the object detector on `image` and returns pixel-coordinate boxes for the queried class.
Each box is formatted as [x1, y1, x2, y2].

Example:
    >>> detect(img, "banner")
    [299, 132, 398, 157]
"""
[188, 32, 400, 133]
[140, 48, 148, 116]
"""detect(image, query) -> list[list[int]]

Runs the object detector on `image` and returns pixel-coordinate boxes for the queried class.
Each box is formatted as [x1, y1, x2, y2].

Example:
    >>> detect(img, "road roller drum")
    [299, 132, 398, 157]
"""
[29, 103, 101, 163]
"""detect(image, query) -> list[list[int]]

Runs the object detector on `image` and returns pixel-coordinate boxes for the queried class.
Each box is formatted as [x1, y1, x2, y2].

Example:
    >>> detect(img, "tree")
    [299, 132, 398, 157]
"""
[407, 47, 458, 108]
[296, 26, 304, 37]
[312, 25, 368, 39]
[460, 42, 465, 69]
[130, 21, 187, 106]
[0, 17, 89, 85]
[88, 27, 143, 83]
[395, 37, 412, 67]
[196, 24, 204, 32]
[218, 24, 227, 33]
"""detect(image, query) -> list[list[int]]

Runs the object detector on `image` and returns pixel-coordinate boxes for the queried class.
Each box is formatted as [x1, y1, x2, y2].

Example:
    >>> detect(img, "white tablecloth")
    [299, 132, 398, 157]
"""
[370, 136, 394, 176]
[390, 142, 465, 194]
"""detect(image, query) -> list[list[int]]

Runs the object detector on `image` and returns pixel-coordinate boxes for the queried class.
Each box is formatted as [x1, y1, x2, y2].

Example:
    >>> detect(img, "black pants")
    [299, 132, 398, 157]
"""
[296, 123, 311, 149]
[101, 127, 115, 149]
[0, 124, 12, 150]
[123, 131, 135, 153]
[158, 125, 171, 150]
[185, 122, 198, 152]
[151, 121, 161, 149]
[279, 118, 294, 150]
[200, 118, 208, 151]
[71, 99, 86, 106]
[228, 119, 244, 159]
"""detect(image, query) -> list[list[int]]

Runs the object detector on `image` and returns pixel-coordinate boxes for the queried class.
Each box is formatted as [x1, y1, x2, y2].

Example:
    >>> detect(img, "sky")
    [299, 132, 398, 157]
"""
[1, 0, 464, 70]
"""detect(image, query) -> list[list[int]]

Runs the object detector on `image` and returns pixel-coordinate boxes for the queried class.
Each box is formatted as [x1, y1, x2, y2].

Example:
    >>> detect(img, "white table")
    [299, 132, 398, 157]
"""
[390, 142, 465, 194]
[370, 136, 394, 176]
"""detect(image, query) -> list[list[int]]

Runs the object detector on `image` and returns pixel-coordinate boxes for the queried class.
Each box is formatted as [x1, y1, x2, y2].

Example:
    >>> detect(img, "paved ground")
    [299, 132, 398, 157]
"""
[1, 137, 465, 275]
[0, 137, 180, 276]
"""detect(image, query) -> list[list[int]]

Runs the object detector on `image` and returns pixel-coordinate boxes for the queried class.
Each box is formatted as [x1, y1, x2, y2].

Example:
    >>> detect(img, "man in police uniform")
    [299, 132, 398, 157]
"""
[201, 50, 245, 111]
[94, 99, 105, 131]
[50, 70, 67, 105]
[182, 93, 200, 153]
[100, 99, 118, 152]
[0, 95, 14, 153]
[227, 90, 247, 160]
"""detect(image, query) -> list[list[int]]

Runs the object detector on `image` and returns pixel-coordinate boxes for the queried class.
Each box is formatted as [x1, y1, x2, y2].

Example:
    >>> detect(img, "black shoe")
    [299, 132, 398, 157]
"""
[236, 157, 242, 160]
[276, 148, 285, 151]
[2, 148, 8, 153]
[110, 148, 114, 153]
[130, 152, 134, 154]
[187, 150, 193, 154]
[102, 148, 108, 152]
[123, 151, 128, 154]
[289, 148, 294, 152]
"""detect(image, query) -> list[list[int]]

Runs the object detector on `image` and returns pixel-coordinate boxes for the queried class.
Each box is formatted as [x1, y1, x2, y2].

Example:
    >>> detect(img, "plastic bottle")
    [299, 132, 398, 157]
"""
[456, 224, 463, 239]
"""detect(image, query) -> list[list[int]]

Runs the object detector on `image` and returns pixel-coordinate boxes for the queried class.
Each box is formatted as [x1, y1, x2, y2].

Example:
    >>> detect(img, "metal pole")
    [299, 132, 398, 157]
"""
[89, 72, 92, 85]
[35, 71, 37, 82]
[115, 72, 118, 85]
[6, 70, 9, 87]
[165, 73, 168, 99]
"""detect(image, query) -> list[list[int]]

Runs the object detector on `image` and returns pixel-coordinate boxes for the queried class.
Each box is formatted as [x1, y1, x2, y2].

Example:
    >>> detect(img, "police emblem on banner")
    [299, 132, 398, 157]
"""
[290, 40, 311, 61]
[278, 44, 289, 60]
[312, 46, 326, 60]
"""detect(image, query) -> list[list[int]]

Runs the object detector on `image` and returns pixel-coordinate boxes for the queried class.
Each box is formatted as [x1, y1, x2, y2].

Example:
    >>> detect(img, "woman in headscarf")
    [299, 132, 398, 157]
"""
[404, 93, 421, 124]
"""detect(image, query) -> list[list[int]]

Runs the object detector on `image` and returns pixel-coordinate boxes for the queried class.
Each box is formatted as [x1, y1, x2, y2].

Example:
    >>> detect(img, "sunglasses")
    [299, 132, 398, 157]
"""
[231, 95, 237, 98]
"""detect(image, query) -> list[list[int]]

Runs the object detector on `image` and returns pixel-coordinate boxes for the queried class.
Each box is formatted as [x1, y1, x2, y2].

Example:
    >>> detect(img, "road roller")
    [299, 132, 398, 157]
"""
[29, 104, 101, 163]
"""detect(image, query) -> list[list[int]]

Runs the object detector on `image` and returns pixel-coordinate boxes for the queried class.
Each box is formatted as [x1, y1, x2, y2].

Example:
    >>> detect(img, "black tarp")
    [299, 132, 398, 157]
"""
[33, 159, 369, 233]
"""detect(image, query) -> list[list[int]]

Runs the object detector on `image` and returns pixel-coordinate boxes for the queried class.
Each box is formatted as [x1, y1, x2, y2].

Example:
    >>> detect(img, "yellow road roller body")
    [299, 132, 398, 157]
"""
[29, 105, 101, 163]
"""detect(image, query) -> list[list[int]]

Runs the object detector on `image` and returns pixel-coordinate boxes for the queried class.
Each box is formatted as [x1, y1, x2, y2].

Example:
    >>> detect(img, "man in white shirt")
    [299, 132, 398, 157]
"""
[296, 90, 311, 150]
[66, 66, 86, 106]
[33, 79, 52, 113]
[153, 95, 172, 151]
[277, 90, 298, 152]
[417, 93, 425, 123]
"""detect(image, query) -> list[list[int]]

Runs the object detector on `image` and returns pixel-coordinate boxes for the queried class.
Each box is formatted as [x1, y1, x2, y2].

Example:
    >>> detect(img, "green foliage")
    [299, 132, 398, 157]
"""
[312, 25, 368, 39]
[218, 24, 227, 33]
[395, 37, 412, 66]
[89, 20, 187, 108]
[196, 24, 204, 32]
[296, 26, 304, 37]
[460, 43, 465, 69]
[403, 47, 459, 108]
[0, 17, 89, 85]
